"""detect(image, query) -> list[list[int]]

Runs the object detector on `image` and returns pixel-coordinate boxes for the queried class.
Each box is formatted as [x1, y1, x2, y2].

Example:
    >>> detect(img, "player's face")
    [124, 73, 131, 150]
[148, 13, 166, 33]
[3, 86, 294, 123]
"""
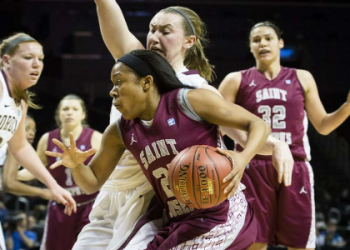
[110, 63, 149, 120]
[6, 42, 44, 90]
[58, 99, 86, 128]
[25, 117, 36, 145]
[147, 12, 188, 67]
[249, 26, 284, 63]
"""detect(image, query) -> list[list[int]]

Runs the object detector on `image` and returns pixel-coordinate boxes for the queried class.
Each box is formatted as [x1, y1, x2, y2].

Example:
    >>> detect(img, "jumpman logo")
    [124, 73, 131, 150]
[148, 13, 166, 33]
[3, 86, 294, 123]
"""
[130, 133, 137, 145]
[249, 80, 256, 87]
[300, 186, 307, 194]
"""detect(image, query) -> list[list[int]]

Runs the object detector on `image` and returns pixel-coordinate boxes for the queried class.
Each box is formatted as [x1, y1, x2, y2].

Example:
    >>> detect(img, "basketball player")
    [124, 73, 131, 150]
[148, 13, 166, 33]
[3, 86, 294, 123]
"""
[47, 49, 272, 249]
[218, 21, 350, 250]
[74, 2, 294, 249]
[73, 3, 221, 250]
[0, 32, 76, 250]
[18, 95, 102, 250]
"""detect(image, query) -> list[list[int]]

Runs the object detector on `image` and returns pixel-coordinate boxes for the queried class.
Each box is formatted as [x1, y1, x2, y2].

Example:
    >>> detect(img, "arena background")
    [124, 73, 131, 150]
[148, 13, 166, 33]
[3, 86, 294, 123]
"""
[1, 0, 350, 249]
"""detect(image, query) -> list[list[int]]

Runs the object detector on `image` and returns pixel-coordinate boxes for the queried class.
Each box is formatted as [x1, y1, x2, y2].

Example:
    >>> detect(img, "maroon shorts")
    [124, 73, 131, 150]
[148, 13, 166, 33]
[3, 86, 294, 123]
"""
[146, 191, 256, 250]
[40, 200, 94, 250]
[241, 159, 315, 248]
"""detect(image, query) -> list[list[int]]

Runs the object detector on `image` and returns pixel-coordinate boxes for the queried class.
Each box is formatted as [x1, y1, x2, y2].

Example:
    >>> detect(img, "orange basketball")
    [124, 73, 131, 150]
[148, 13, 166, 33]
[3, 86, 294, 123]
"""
[168, 145, 233, 209]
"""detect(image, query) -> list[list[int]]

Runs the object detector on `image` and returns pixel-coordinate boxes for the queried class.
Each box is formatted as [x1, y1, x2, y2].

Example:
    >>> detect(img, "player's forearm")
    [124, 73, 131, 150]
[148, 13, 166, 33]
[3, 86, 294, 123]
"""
[95, 0, 136, 59]
[71, 164, 101, 194]
[318, 102, 350, 135]
[3, 179, 44, 197]
[239, 120, 271, 161]
[10, 143, 59, 189]
[222, 127, 275, 155]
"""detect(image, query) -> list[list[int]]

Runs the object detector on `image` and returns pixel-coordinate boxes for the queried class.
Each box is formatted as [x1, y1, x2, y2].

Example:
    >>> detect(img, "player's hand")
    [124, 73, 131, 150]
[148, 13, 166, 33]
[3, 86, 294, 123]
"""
[45, 132, 96, 169]
[216, 148, 248, 198]
[346, 91, 350, 104]
[49, 184, 77, 216]
[271, 140, 294, 186]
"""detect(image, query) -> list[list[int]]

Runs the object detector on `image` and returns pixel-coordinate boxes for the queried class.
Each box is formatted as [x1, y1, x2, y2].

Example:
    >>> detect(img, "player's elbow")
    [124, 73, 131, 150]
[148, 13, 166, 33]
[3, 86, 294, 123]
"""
[3, 179, 17, 193]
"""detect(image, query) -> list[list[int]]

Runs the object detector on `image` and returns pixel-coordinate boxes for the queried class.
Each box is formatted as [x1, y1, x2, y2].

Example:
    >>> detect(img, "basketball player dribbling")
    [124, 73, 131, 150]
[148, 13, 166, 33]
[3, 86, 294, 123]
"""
[74, 2, 294, 249]
[219, 21, 350, 250]
[46, 49, 272, 249]
[0, 32, 76, 250]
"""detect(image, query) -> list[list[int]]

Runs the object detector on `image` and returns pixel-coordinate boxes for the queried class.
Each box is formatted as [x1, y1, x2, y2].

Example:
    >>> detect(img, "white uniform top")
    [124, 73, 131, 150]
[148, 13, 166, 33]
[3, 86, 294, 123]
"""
[0, 70, 22, 152]
[104, 68, 207, 189]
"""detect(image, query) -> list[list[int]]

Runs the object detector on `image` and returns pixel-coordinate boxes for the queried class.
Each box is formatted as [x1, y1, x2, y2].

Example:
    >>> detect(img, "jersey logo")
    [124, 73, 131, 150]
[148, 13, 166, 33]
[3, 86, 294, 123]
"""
[285, 79, 291, 84]
[130, 133, 137, 145]
[300, 186, 307, 194]
[249, 80, 256, 87]
[4, 104, 10, 108]
[167, 118, 176, 126]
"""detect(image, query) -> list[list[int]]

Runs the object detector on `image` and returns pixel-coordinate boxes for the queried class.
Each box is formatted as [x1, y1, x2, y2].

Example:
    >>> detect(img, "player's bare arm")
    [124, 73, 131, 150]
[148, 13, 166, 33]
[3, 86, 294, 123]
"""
[298, 69, 350, 135]
[187, 88, 271, 197]
[95, 0, 144, 59]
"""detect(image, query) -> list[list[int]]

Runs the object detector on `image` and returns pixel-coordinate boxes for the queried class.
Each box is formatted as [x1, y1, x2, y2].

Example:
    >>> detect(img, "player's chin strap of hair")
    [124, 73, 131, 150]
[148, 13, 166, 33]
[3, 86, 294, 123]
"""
[117, 53, 160, 83]
[167, 7, 196, 37]
[1, 35, 37, 57]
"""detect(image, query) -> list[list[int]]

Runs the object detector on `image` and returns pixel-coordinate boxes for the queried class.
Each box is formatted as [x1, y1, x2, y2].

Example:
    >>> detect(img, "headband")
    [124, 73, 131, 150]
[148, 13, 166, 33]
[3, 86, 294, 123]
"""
[117, 54, 159, 82]
[1, 35, 37, 56]
[167, 8, 196, 37]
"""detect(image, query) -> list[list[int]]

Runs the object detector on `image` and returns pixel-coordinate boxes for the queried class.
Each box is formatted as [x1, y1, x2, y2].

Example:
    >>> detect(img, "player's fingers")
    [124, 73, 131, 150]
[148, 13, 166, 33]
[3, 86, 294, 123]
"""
[226, 177, 240, 198]
[85, 148, 97, 156]
[49, 160, 63, 169]
[52, 139, 67, 151]
[69, 132, 77, 149]
[65, 195, 77, 213]
[45, 151, 62, 158]
[223, 168, 238, 183]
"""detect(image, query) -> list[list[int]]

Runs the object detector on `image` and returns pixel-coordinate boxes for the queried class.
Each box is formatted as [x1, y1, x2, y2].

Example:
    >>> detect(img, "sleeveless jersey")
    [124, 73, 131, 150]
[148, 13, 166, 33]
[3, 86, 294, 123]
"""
[236, 67, 310, 160]
[107, 68, 207, 185]
[46, 128, 98, 203]
[0, 70, 22, 149]
[117, 88, 227, 222]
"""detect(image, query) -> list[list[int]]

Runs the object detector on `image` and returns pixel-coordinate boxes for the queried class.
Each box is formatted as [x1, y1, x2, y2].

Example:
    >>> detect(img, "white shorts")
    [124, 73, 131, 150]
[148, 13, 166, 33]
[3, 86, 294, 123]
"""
[73, 179, 154, 250]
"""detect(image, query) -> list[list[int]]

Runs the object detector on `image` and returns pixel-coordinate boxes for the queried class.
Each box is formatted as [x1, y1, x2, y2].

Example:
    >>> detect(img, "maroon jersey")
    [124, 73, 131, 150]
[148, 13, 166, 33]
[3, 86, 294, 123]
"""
[47, 128, 98, 203]
[118, 88, 224, 222]
[236, 67, 310, 160]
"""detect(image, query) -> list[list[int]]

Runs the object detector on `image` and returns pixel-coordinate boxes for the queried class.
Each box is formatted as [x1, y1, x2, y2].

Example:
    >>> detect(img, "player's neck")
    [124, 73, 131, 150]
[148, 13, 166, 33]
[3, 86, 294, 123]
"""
[60, 125, 83, 141]
[256, 60, 281, 80]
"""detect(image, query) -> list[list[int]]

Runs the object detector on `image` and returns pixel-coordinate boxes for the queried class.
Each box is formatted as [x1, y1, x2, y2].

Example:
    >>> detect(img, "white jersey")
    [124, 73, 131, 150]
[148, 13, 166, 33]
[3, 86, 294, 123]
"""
[0, 71, 22, 152]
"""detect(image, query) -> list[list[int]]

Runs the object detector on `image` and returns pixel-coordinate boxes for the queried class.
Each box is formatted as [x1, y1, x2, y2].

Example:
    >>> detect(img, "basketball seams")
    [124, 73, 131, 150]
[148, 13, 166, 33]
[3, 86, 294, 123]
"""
[205, 147, 220, 206]
[192, 145, 201, 209]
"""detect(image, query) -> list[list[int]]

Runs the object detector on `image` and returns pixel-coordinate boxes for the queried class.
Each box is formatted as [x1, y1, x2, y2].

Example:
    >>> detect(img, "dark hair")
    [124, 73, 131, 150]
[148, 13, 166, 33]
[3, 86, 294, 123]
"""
[120, 50, 193, 95]
[249, 21, 283, 40]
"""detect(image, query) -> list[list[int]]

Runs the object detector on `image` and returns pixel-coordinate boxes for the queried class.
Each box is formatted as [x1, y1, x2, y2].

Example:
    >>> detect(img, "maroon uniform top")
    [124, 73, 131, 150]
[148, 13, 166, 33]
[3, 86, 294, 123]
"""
[236, 67, 310, 161]
[46, 127, 98, 203]
[117, 88, 227, 222]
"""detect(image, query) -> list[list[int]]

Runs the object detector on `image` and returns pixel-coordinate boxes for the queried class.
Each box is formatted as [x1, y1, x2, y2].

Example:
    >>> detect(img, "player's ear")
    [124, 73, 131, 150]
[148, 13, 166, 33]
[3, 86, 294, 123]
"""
[142, 75, 153, 91]
[279, 39, 284, 49]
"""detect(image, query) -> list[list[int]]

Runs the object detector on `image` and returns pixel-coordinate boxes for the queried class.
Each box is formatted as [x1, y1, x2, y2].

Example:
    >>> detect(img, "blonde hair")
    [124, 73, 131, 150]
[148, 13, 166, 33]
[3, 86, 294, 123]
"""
[0, 33, 42, 109]
[160, 7, 215, 82]
[55, 94, 88, 127]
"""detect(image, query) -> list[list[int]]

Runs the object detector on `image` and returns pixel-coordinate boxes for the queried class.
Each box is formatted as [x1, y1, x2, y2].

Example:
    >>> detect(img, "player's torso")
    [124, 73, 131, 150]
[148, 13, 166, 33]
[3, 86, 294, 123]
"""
[119, 89, 222, 221]
[236, 67, 309, 160]
[46, 127, 98, 202]
[0, 71, 22, 148]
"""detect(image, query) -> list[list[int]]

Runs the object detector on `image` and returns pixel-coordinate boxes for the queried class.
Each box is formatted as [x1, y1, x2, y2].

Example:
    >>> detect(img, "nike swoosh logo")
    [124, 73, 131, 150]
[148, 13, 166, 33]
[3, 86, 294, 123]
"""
[4, 104, 10, 108]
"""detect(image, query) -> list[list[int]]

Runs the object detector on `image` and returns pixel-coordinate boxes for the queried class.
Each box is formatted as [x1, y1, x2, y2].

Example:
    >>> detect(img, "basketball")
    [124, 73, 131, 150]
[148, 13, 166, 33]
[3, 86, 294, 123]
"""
[168, 145, 233, 209]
